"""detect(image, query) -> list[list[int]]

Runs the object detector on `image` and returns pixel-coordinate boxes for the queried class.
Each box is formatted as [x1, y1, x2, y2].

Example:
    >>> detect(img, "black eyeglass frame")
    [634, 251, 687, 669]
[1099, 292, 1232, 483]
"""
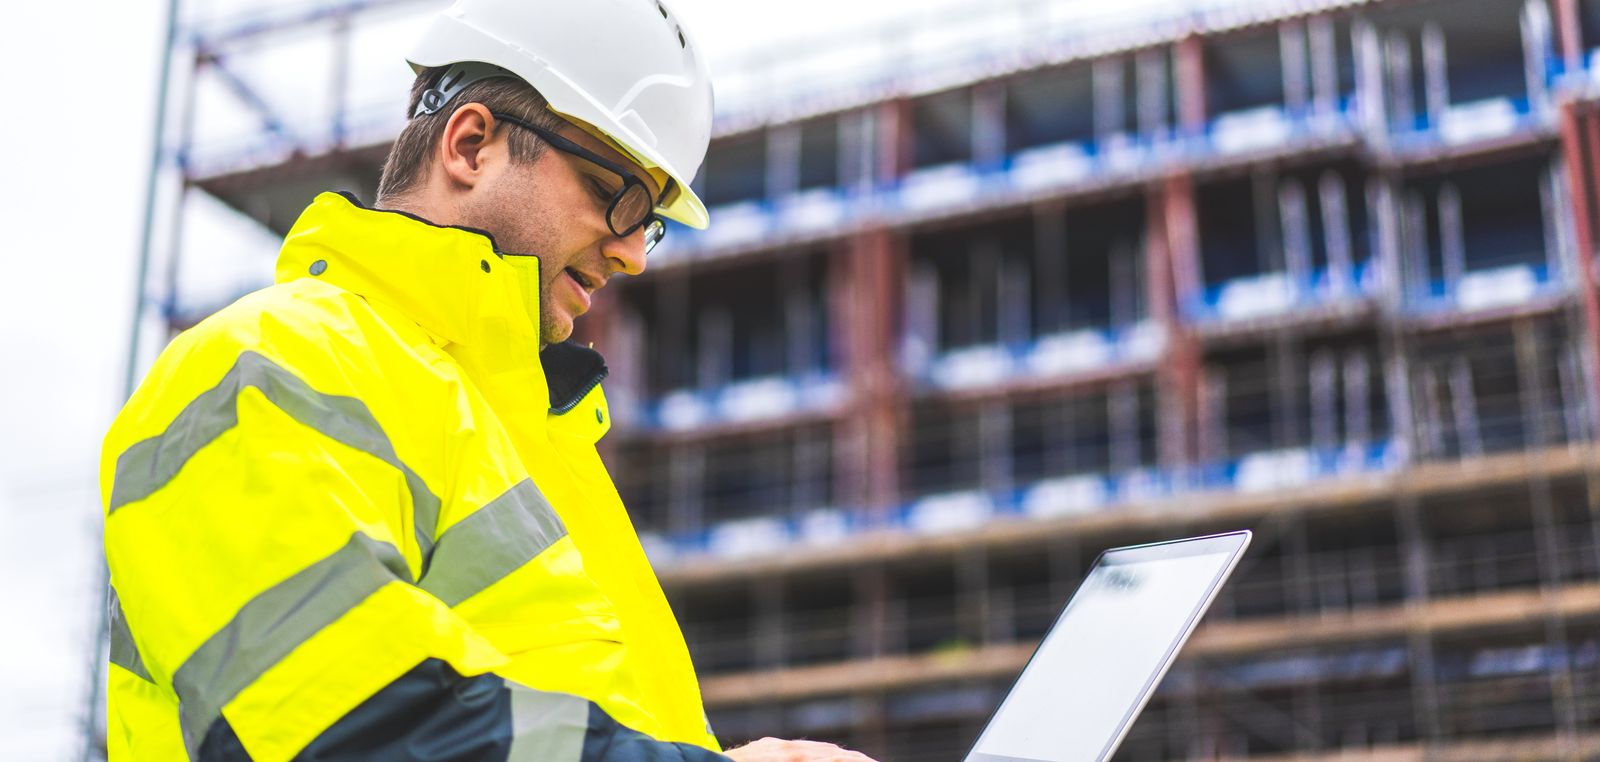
[490, 111, 674, 253]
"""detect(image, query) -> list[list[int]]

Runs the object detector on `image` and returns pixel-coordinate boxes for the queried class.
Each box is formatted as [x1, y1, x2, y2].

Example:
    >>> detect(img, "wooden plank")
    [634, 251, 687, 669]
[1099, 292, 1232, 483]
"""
[698, 581, 1600, 706]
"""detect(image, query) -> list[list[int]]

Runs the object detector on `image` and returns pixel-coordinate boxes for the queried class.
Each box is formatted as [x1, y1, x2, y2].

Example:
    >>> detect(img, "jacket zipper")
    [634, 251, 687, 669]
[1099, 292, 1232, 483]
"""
[549, 367, 609, 415]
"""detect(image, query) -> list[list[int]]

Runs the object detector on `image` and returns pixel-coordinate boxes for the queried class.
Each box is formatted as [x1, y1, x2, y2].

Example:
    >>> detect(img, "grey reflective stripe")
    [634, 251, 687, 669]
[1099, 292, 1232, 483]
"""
[506, 687, 589, 762]
[418, 479, 568, 607]
[172, 532, 408, 759]
[109, 587, 152, 683]
[108, 351, 442, 562]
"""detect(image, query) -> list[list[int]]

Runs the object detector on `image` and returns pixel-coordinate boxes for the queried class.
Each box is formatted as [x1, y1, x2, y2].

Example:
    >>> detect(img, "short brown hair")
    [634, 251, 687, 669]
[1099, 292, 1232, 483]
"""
[376, 65, 568, 202]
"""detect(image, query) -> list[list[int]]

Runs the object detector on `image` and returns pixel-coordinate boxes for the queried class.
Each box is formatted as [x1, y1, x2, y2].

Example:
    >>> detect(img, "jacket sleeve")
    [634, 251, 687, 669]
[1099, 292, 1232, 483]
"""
[103, 348, 726, 762]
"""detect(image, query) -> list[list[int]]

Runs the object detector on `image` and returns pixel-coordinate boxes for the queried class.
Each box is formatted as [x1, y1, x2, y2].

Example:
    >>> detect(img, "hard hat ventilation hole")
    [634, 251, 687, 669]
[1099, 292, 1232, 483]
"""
[677, 26, 686, 48]
[657, 2, 667, 18]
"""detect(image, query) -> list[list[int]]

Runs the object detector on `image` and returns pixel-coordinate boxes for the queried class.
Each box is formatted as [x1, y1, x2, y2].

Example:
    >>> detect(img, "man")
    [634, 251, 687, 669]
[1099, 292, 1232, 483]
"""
[101, 1, 874, 760]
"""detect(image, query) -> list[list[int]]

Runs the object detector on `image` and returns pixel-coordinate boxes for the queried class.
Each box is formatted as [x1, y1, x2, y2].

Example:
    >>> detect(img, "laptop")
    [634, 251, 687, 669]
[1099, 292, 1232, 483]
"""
[964, 530, 1253, 762]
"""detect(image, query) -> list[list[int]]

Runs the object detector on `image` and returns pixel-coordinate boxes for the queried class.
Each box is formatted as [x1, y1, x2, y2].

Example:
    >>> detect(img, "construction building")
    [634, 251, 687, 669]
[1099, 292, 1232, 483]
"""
[117, 0, 1600, 758]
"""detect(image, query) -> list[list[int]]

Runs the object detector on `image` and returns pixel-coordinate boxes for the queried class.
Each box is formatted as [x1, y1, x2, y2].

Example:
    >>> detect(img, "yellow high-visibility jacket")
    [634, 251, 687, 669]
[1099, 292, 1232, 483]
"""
[101, 191, 724, 761]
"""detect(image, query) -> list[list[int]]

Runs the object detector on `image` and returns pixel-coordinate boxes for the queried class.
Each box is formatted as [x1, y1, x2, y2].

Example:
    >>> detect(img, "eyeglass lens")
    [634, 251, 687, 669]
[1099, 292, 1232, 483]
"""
[610, 183, 667, 254]
[610, 183, 653, 235]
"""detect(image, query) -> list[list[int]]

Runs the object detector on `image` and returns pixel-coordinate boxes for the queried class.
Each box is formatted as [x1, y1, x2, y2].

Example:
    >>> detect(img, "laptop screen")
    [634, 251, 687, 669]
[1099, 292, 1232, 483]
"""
[967, 532, 1249, 762]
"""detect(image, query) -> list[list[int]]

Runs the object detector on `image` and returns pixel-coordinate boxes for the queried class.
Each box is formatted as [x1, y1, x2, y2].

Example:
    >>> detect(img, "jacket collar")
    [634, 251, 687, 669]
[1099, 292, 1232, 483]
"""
[275, 191, 608, 415]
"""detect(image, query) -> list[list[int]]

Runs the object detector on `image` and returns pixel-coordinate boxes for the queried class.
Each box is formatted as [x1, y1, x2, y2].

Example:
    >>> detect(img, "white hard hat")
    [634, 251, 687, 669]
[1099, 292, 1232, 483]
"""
[407, 0, 714, 229]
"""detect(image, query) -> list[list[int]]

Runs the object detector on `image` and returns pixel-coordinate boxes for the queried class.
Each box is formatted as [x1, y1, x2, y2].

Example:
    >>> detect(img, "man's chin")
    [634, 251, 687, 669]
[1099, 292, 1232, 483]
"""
[540, 310, 575, 347]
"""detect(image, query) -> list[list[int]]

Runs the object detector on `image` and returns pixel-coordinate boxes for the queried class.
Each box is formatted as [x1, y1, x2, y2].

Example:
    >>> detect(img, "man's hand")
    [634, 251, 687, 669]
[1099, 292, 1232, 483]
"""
[722, 737, 880, 762]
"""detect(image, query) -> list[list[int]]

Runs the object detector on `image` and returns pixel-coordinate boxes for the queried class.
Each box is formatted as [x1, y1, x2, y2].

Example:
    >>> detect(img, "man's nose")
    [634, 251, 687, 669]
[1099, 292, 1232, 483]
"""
[603, 229, 649, 277]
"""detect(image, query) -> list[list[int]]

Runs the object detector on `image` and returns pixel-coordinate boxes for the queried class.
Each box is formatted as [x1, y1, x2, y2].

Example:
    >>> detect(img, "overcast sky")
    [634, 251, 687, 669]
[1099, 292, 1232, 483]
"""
[0, 0, 161, 756]
[0, 0, 1229, 756]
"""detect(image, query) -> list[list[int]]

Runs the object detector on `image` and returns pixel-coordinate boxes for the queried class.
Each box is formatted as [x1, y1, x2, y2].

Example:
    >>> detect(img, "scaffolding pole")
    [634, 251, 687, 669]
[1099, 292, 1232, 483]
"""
[82, 0, 184, 758]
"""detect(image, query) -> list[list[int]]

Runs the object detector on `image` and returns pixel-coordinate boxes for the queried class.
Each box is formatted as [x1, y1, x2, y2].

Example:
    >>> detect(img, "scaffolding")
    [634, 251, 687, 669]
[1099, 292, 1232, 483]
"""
[106, 0, 1600, 759]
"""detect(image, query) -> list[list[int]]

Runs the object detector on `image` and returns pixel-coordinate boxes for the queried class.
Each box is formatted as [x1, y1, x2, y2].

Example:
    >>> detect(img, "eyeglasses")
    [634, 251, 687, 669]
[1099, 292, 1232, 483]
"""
[490, 111, 672, 255]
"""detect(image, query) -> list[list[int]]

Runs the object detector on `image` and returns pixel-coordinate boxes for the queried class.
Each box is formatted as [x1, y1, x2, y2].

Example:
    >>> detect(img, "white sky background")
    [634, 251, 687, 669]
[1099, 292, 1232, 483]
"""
[0, 0, 1250, 757]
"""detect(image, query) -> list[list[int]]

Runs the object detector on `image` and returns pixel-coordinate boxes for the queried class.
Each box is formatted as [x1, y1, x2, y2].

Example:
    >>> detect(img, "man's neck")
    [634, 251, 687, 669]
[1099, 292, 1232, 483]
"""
[375, 190, 459, 230]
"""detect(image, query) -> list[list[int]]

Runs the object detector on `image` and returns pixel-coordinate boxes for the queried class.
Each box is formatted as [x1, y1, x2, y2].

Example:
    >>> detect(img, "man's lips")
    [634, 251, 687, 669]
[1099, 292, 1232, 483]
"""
[561, 267, 596, 314]
[565, 267, 600, 292]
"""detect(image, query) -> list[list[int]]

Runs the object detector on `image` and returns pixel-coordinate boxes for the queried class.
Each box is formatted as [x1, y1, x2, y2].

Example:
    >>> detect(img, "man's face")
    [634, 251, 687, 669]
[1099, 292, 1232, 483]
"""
[459, 119, 659, 345]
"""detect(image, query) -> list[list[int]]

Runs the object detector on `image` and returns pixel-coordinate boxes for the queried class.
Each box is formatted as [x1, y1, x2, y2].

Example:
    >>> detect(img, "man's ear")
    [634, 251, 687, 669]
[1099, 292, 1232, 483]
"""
[436, 103, 500, 190]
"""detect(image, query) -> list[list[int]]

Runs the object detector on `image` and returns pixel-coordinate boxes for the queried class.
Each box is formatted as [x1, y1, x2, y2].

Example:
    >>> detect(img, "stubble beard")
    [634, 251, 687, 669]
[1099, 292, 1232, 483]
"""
[539, 289, 572, 347]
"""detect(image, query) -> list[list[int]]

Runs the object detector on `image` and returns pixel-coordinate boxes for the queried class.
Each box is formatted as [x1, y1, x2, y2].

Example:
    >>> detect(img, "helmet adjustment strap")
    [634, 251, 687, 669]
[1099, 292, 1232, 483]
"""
[413, 61, 516, 118]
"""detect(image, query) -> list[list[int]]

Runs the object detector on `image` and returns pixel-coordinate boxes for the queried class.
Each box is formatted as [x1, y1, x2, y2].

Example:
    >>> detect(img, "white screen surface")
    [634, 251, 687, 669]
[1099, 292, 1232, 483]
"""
[968, 537, 1245, 762]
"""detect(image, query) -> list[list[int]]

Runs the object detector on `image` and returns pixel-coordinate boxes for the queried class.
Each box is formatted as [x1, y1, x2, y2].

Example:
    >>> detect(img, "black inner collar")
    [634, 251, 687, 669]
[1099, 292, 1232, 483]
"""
[541, 341, 609, 415]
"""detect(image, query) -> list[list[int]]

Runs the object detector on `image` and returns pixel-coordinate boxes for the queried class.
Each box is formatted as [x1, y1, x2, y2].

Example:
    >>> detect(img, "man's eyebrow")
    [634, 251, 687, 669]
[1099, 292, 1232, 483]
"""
[586, 162, 656, 201]
[579, 165, 619, 190]
[617, 159, 661, 198]
[584, 141, 660, 198]
[620, 168, 652, 200]
[594, 143, 661, 197]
